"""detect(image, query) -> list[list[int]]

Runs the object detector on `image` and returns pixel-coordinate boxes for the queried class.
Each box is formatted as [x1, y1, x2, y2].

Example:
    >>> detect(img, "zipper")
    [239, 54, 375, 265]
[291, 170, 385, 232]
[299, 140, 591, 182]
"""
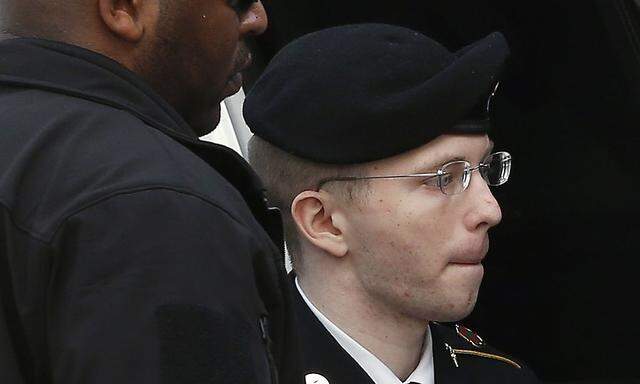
[615, 0, 640, 65]
[259, 316, 280, 384]
[443, 343, 522, 369]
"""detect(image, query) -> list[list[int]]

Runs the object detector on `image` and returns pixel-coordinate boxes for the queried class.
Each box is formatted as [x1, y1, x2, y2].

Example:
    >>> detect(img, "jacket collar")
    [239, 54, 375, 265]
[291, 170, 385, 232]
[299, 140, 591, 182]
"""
[0, 38, 282, 240]
[0, 37, 197, 139]
[290, 272, 486, 384]
[289, 276, 375, 384]
[430, 322, 486, 382]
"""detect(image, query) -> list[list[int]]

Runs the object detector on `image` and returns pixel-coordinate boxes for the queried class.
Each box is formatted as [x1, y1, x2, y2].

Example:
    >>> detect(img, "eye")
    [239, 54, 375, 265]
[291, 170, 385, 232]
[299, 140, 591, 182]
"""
[439, 172, 454, 187]
[227, 0, 256, 14]
[421, 175, 440, 187]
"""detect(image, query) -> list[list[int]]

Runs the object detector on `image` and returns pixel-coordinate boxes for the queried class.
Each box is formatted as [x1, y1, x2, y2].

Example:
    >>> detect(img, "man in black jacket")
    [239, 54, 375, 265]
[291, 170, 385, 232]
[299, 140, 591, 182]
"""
[0, 1, 299, 383]
[246, 24, 539, 384]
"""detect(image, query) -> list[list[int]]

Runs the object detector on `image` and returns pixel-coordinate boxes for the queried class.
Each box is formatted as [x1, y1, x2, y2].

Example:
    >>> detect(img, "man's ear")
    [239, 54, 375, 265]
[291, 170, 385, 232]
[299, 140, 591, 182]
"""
[291, 191, 349, 258]
[98, 0, 150, 42]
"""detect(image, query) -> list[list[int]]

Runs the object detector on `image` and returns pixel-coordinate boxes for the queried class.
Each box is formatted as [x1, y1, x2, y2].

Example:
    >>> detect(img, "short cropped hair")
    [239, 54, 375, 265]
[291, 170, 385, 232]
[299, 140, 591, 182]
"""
[248, 136, 370, 270]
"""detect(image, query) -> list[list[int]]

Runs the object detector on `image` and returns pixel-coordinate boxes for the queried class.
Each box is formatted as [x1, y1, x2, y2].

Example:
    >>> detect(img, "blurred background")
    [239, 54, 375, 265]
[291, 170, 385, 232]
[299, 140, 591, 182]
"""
[211, 0, 640, 382]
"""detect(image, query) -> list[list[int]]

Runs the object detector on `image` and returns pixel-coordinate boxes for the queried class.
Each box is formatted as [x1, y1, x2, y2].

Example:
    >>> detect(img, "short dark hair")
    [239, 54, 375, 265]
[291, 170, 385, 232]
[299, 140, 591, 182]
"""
[248, 136, 370, 270]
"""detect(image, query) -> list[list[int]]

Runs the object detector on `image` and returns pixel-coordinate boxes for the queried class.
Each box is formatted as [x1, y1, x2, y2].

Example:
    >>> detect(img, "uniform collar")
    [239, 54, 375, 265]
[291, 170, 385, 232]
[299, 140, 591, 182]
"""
[295, 277, 435, 384]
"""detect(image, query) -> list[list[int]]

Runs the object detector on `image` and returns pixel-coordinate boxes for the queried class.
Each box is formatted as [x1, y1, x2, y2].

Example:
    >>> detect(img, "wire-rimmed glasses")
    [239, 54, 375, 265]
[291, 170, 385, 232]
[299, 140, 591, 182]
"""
[317, 151, 512, 196]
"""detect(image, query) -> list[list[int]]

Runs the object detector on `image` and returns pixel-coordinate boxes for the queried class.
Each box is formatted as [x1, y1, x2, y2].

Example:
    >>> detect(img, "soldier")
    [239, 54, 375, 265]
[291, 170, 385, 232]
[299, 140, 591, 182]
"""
[246, 24, 539, 383]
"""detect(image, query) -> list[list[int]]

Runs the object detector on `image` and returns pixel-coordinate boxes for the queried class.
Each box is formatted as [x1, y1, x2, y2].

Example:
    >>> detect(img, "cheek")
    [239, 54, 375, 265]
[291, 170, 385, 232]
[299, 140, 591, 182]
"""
[207, 25, 239, 63]
[396, 200, 480, 293]
[349, 196, 452, 285]
[346, 185, 483, 320]
[394, 195, 455, 265]
[191, 10, 241, 82]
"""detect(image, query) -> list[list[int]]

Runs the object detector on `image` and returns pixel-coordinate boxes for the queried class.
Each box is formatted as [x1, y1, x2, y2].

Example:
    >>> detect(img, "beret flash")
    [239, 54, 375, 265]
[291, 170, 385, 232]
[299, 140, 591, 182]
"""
[244, 23, 510, 164]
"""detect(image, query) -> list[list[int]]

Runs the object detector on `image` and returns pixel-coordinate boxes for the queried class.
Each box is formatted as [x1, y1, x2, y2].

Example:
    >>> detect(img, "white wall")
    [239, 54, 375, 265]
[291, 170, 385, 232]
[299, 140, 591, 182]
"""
[200, 88, 254, 158]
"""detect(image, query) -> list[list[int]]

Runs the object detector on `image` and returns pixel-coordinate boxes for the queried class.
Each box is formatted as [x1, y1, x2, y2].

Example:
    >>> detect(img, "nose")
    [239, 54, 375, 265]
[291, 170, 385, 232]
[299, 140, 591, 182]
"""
[239, 1, 268, 37]
[462, 174, 502, 232]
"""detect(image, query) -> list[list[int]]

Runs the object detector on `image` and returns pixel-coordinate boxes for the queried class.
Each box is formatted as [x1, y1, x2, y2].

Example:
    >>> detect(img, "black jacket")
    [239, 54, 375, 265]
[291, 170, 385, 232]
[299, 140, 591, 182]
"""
[291, 279, 540, 383]
[0, 38, 299, 384]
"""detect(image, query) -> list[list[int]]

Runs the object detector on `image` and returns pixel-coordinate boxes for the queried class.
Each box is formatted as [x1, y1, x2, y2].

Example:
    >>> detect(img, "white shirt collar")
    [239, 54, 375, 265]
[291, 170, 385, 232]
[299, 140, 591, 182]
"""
[296, 278, 435, 384]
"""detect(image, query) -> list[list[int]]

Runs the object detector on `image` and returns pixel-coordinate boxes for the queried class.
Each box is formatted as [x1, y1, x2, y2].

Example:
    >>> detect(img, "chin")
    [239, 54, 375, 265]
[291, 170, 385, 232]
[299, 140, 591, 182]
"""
[422, 289, 480, 323]
[210, 104, 222, 128]
[191, 104, 222, 137]
[451, 291, 480, 320]
[431, 305, 476, 323]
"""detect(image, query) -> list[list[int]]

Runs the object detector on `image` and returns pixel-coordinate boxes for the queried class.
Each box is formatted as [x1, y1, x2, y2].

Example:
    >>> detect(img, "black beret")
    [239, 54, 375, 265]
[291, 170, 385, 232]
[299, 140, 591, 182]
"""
[244, 23, 510, 164]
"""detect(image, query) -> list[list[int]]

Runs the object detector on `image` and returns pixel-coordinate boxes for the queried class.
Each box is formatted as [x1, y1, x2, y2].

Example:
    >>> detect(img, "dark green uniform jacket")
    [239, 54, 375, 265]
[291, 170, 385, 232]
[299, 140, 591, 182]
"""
[291, 279, 540, 383]
[0, 38, 299, 384]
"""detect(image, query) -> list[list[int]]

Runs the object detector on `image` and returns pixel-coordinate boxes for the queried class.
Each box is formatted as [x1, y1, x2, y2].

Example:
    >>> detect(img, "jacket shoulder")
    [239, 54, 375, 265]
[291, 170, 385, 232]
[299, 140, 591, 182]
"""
[0, 90, 250, 241]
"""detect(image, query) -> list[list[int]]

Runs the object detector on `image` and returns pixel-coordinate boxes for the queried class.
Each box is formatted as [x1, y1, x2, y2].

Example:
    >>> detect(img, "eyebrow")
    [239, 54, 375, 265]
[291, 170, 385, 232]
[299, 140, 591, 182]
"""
[410, 140, 496, 174]
[410, 156, 463, 175]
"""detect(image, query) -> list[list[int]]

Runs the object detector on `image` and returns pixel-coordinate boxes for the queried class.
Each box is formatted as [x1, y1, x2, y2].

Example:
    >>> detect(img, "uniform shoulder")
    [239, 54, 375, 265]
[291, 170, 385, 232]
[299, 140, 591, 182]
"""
[431, 322, 539, 380]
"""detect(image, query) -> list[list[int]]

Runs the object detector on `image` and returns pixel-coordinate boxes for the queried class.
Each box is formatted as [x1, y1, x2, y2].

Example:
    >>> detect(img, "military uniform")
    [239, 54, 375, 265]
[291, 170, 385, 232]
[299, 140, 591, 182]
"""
[292, 279, 539, 384]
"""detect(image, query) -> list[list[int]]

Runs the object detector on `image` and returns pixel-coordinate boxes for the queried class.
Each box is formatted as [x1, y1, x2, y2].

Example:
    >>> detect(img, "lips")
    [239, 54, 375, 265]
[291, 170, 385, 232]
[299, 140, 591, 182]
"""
[222, 54, 253, 98]
[450, 260, 484, 266]
[449, 237, 490, 265]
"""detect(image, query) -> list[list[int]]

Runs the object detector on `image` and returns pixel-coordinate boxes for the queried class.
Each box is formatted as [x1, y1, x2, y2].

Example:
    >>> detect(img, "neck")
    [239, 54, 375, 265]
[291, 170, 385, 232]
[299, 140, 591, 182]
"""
[0, 2, 92, 44]
[299, 268, 428, 380]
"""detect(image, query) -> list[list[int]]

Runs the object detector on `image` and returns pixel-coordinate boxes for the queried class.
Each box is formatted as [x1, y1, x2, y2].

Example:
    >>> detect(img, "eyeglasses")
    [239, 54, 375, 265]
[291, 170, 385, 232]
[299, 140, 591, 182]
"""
[317, 151, 512, 196]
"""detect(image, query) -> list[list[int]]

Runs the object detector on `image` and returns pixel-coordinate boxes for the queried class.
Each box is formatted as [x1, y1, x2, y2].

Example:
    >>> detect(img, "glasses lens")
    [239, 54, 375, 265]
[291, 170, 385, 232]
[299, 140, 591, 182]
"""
[481, 152, 511, 186]
[439, 161, 470, 195]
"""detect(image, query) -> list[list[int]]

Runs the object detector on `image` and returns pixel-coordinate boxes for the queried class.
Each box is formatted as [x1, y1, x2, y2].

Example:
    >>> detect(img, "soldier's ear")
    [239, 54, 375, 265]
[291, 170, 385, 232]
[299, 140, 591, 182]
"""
[291, 191, 349, 258]
[98, 0, 153, 43]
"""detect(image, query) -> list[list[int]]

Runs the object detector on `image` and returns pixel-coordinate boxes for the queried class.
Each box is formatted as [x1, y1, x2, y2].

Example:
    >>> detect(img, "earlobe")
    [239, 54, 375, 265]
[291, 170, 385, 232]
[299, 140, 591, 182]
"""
[98, 0, 145, 42]
[291, 191, 349, 258]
